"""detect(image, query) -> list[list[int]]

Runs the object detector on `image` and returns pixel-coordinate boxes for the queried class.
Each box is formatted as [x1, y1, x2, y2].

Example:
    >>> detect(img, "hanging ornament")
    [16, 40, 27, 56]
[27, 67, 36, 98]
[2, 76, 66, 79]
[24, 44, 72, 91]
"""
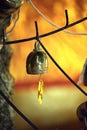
[26, 40, 48, 104]
[26, 41, 48, 74]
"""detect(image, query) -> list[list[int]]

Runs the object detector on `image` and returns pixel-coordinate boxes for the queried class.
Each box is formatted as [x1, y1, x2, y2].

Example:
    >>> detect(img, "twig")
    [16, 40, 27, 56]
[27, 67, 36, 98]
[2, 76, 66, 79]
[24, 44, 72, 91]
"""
[38, 39, 87, 96]
[65, 10, 69, 26]
[6, 15, 87, 44]
[34, 21, 87, 96]
[35, 21, 39, 40]
[29, 0, 87, 36]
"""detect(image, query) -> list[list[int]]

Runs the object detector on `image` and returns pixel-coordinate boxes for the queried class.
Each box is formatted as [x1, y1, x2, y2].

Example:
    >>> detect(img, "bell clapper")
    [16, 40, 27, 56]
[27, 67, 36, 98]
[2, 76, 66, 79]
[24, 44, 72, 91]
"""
[38, 74, 44, 105]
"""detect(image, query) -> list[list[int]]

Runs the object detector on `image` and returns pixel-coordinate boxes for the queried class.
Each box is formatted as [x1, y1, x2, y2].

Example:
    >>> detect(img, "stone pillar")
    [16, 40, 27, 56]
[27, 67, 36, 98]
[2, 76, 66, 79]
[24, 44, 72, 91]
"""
[0, 45, 14, 130]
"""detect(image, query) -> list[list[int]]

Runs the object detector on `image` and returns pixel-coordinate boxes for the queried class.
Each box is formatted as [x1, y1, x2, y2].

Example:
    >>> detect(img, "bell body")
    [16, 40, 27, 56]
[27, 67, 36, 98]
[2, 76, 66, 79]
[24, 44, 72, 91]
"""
[26, 49, 48, 74]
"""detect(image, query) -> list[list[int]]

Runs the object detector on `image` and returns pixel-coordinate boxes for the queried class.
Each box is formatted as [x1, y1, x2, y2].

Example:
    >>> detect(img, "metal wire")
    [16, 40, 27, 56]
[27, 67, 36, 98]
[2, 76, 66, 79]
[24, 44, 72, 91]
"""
[28, 0, 87, 36]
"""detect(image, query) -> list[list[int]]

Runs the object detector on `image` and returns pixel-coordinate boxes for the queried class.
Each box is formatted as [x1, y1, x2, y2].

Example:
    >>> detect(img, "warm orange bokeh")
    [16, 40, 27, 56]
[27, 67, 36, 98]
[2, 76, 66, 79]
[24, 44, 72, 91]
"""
[7, 1, 87, 130]
[9, 0, 87, 88]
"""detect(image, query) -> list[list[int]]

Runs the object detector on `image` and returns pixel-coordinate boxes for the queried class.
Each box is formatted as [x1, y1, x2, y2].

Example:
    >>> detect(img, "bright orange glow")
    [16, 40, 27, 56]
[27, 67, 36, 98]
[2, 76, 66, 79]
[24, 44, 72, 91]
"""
[9, 0, 87, 88]
[8, 1, 87, 130]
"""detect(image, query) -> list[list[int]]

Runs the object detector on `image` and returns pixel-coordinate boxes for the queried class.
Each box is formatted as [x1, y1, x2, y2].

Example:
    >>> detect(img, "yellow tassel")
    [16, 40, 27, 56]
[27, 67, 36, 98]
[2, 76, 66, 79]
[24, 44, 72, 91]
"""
[38, 79, 43, 105]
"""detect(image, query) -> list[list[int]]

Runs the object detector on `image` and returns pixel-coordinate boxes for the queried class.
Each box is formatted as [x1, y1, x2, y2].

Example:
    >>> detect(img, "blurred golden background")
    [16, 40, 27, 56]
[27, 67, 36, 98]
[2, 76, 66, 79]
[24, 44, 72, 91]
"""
[8, 0, 87, 130]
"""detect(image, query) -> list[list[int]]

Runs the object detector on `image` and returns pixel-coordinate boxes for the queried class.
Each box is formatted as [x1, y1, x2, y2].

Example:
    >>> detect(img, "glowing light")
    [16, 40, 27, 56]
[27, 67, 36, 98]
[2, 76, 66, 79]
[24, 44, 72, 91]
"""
[10, 0, 87, 86]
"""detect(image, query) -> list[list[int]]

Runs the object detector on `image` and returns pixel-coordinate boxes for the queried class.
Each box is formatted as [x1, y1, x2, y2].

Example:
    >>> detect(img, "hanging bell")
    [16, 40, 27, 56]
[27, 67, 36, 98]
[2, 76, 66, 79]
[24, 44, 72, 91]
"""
[26, 42, 48, 74]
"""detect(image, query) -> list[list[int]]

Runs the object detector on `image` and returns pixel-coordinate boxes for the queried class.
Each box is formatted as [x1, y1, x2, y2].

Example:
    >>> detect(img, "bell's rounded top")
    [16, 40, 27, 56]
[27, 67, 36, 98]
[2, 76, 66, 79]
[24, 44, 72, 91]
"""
[26, 49, 48, 74]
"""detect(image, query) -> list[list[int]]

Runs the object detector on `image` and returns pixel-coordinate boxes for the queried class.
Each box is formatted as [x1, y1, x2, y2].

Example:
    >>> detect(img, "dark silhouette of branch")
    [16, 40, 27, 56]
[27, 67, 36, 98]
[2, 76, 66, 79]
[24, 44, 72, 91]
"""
[6, 14, 87, 44]
[65, 10, 69, 26]
[38, 39, 87, 96]
[34, 21, 87, 96]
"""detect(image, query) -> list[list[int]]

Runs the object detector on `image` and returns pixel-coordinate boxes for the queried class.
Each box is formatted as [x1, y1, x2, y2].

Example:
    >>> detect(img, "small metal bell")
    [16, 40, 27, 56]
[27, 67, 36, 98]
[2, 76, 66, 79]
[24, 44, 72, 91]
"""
[26, 42, 48, 74]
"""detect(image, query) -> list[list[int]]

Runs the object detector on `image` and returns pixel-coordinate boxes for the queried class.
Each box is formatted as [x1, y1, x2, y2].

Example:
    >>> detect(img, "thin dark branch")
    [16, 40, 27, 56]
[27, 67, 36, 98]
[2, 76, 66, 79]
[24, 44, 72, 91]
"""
[38, 39, 87, 96]
[0, 89, 39, 130]
[35, 21, 39, 40]
[6, 16, 87, 44]
[65, 10, 69, 26]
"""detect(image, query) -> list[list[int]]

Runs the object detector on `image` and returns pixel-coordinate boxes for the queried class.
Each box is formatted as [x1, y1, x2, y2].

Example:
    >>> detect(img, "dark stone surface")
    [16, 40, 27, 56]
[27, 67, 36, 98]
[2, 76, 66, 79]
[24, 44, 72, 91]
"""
[0, 45, 14, 130]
